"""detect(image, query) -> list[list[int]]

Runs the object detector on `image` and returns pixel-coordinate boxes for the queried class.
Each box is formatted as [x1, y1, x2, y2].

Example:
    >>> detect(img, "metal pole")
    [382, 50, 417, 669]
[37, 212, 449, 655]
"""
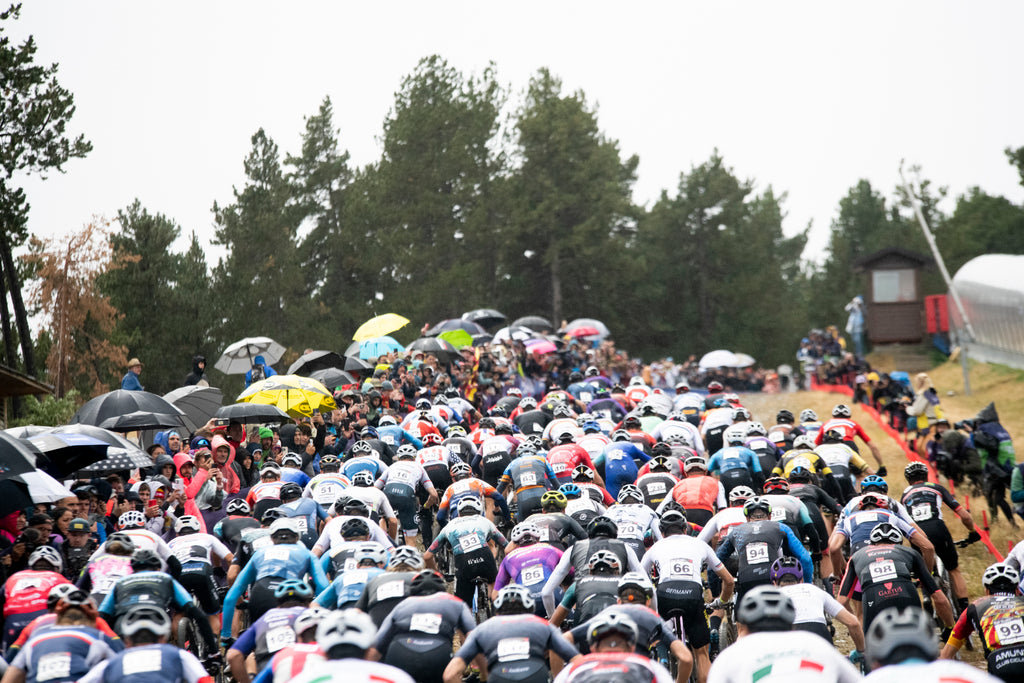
[898, 163, 973, 395]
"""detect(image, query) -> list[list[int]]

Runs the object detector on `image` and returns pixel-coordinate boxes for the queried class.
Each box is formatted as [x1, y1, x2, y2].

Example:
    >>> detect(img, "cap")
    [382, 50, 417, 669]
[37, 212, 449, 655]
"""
[258, 427, 274, 439]
[67, 518, 90, 533]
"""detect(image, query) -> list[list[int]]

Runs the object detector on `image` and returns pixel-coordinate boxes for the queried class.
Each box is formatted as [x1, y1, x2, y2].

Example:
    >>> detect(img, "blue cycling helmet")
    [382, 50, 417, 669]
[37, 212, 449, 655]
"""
[559, 483, 583, 499]
[860, 475, 889, 494]
[274, 579, 314, 602]
[582, 421, 602, 434]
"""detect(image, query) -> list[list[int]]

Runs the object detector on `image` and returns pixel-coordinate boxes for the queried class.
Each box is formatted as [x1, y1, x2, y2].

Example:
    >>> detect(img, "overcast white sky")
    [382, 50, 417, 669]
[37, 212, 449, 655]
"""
[11, 1, 1024, 264]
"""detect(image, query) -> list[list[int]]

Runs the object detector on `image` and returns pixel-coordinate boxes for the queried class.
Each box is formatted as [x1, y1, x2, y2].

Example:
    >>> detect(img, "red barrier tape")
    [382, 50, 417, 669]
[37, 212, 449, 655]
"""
[809, 380, 1004, 561]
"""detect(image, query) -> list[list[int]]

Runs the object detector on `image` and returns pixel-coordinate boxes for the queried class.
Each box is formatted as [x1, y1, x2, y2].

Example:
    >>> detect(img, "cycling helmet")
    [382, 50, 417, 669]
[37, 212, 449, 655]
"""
[478, 417, 496, 430]
[587, 612, 638, 647]
[775, 409, 795, 424]
[120, 604, 171, 639]
[516, 442, 537, 456]
[832, 404, 852, 418]
[904, 462, 929, 482]
[410, 569, 447, 596]
[587, 549, 622, 574]
[860, 475, 889, 493]
[293, 606, 328, 637]
[354, 543, 388, 567]
[341, 518, 371, 539]
[649, 455, 672, 472]
[28, 546, 62, 572]
[130, 548, 162, 572]
[55, 589, 97, 618]
[557, 431, 576, 444]
[519, 397, 537, 410]
[281, 452, 303, 468]
[736, 586, 796, 631]
[573, 465, 595, 481]
[274, 578, 313, 602]
[651, 442, 673, 457]
[526, 435, 544, 449]
[552, 404, 573, 419]
[340, 497, 370, 517]
[799, 409, 818, 422]
[865, 607, 937, 667]
[623, 416, 642, 430]
[279, 482, 303, 501]
[118, 510, 146, 530]
[450, 462, 472, 479]
[869, 522, 904, 545]
[378, 415, 397, 426]
[582, 421, 602, 434]
[585, 366, 600, 378]
[743, 496, 772, 519]
[587, 516, 618, 539]
[821, 428, 845, 443]
[541, 490, 568, 510]
[351, 471, 375, 487]
[261, 464, 282, 479]
[226, 499, 252, 516]
[659, 509, 688, 534]
[494, 422, 514, 436]
[628, 376, 645, 387]
[683, 456, 708, 473]
[746, 421, 767, 437]
[762, 477, 790, 494]
[47, 583, 78, 611]
[457, 496, 483, 515]
[269, 517, 302, 538]
[447, 425, 467, 437]
[724, 393, 741, 405]
[505, 387, 521, 398]
[858, 492, 888, 510]
[732, 407, 751, 422]
[415, 398, 432, 410]
[618, 571, 654, 599]
[388, 546, 424, 570]
[510, 522, 543, 545]
[433, 394, 449, 406]
[723, 426, 747, 446]
[422, 432, 443, 446]
[728, 485, 756, 505]
[262, 507, 288, 524]
[105, 532, 136, 555]
[792, 435, 817, 451]
[350, 440, 373, 455]
[707, 381, 724, 393]
[982, 563, 1020, 592]
[616, 484, 643, 504]
[770, 556, 804, 583]
[493, 585, 535, 614]
[395, 444, 417, 460]
[611, 429, 631, 442]
[559, 483, 583, 499]
[174, 515, 202, 534]
[317, 608, 377, 653]
[788, 465, 812, 484]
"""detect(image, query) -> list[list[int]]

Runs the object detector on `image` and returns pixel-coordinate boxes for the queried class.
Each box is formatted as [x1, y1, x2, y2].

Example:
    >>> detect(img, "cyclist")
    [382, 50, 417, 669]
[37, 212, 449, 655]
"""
[77, 532, 136, 603]
[814, 429, 875, 502]
[317, 517, 386, 578]
[497, 447, 560, 520]
[595, 431, 650, 499]
[651, 412, 705, 457]
[302, 455, 350, 509]
[316, 542, 388, 609]
[828, 492, 934, 578]
[563, 482, 607, 528]
[424, 496, 507, 606]
[1, 546, 71, 651]
[476, 423, 521, 485]
[769, 557, 864, 650]
[707, 426, 764, 497]
[493, 522, 564, 614]
[340, 440, 388, 482]
[548, 550, 626, 627]
[697, 486, 757, 547]
[605, 484, 662, 557]
[376, 444, 439, 546]
[706, 586, 861, 682]
[251, 606, 328, 683]
[444, 584, 582, 683]
[760, 477, 822, 558]
[355, 546, 424, 627]
[701, 397, 735, 455]
[86, 510, 175, 568]
[78, 604, 210, 683]
[416, 439, 464, 544]
[377, 413, 424, 451]
[816, 403, 886, 474]
[213, 499, 261, 550]
[636, 455, 680, 510]
[744, 422, 783, 475]
[228, 508, 283, 585]
[167, 515, 233, 635]
[786, 465, 843, 543]
[553, 612, 674, 683]
[643, 508, 734, 682]
[246, 464, 286, 520]
[227, 578, 313, 683]
[941, 563, 1024, 681]
[548, 432, 602, 487]
[312, 495, 394, 556]
[523, 490, 588, 551]
[901, 461, 979, 616]
[836, 522, 953, 632]
[277, 481, 327, 549]
[799, 408, 823, 441]
[279, 451, 310, 487]
[656, 456, 726, 527]
[343, 471, 399, 536]
[369, 569, 476, 683]
[774, 434, 843, 498]
[767, 409, 804, 453]
[4, 584, 119, 662]
[436, 462, 510, 525]
[572, 465, 616, 507]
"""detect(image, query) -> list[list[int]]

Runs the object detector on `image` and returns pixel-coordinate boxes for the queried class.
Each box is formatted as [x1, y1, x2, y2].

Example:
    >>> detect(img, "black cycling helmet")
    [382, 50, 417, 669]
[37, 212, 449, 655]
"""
[787, 465, 812, 484]
[775, 409, 795, 424]
[865, 606, 937, 667]
[262, 507, 288, 524]
[587, 612, 638, 647]
[904, 462, 929, 482]
[659, 509, 688, 535]
[651, 442, 673, 457]
[587, 515, 618, 539]
[340, 518, 371, 539]
[279, 482, 303, 501]
[130, 548, 162, 572]
[736, 585, 796, 632]
[409, 569, 447, 596]
[494, 422, 513, 435]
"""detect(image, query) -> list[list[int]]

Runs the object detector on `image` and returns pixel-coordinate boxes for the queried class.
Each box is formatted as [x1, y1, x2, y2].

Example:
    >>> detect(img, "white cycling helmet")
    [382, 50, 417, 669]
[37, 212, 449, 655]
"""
[29, 546, 63, 572]
[792, 435, 817, 451]
[118, 510, 146, 530]
[317, 608, 377, 652]
[174, 515, 202, 534]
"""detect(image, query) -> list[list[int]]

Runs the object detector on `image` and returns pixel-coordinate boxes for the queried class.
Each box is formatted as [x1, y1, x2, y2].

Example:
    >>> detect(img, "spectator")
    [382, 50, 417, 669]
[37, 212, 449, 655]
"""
[121, 358, 144, 391]
[184, 354, 208, 386]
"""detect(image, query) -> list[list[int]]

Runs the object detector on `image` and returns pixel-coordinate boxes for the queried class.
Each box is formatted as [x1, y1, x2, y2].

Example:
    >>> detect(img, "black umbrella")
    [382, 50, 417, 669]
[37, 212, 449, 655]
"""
[511, 315, 554, 333]
[407, 337, 459, 363]
[343, 340, 361, 358]
[471, 333, 494, 347]
[2, 425, 52, 439]
[0, 480, 33, 518]
[343, 355, 374, 375]
[164, 385, 224, 433]
[309, 367, 357, 390]
[71, 389, 186, 427]
[0, 431, 39, 480]
[287, 350, 346, 376]
[462, 309, 507, 329]
[425, 319, 486, 337]
[215, 402, 292, 424]
[75, 449, 155, 475]
[99, 411, 187, 432]
[25, 433, 109, 477]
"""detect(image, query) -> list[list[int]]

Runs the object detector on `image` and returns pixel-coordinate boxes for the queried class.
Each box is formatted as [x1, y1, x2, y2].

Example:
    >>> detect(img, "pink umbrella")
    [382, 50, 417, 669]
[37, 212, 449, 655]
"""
[527, 340, 557, 355]
[566, 326, 601, 338]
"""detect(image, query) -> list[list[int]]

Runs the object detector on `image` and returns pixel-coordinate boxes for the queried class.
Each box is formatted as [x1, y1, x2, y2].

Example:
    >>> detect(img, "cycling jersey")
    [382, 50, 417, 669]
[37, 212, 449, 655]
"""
[86, 528, 173, 565]
[9, 625, 118, 683]
[716, 520, 813, 589]
[900, 481, 961, 523]
[437, 477, 508, 523]
[707, 446, 762, 476]
[81, 641, 210, 683]
[558, 575, 622, 624]
[232, 605, 306, 670]
[643, 534, 722, 586]
[494, 544, 564, 605]
[302, 472, 350, 507]
[168, 532, 231, 566]
[374, 592, 476, 683]
[565, 497, 606, 528]
[98, 570, 194, 622]
[320, 540, 389, 577]
[2, 569, 72, 650]
[651, 420, 704, 455]
[766, 422, 802, 452]
[636, 472, 679, 509]
[416, 445, 461, 491]
[773, 448, 834, 478]
[595, 442, 649, 499]
[498, 454, 559, 497]
[313, 514, 393, 555]
[378, 424, 424, 450]
[280, 466, 310, 487]
[948, 593, 1024, 680]
[834, 508, 917, 553]
[815, 417, 872, 447]
[548, 443, 597, 484]
[697, 506, 747, 545]
[456, 613, 579, 683]
[341, 455, 388, 482]
[570, 603, 679, 656]
[316, 566, 386, 609]
[213, 515, 262, 548]
[604, 503, 662, 556]
[78, 553, 133, 602]
[779, 582, 845, 627]
[285, 658, 416, 683]
[658, 474, 726, 523]
[279, 498, 328, 547]
[543, 539, 641, 616]
[524, 512, 587, 551]
[342, 485, 396, 523]
[543, 418, 583, 444]
[247, 481, 284, 506]
[554, 652, 674, 683]
[476, 435, 519, 485]
[839, 543, 938, 628]
[428, 515, 506, 559]
[706, 630, 860, 683]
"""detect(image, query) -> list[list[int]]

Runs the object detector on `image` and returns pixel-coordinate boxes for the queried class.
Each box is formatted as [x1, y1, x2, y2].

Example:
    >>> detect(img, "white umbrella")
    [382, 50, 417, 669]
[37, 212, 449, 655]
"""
[730, 353, 756, 368]
[492, 325, 535, 343]
[215, 337, 286, 375]
[565, 318, 610, 338]
[698, 350, 739, 369]
[16, 471, 75, 503]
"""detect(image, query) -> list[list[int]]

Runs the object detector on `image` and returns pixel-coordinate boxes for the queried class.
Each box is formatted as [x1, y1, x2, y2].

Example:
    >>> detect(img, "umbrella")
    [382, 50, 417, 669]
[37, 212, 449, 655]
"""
[76, 449, 155, 475]
[163, 385, 224, 433]
[438, 329, 474, 349]
[565, 318, 610, 338]
[471, 333, 493, 347]
[49, 424, 149, 459]
[492, 326, 535, 343]
[511, 316, 554, 333]
[16, 470, 75, 504]
[0, 480, 33, 518]
[343, 356, 374, 376]
[407, 337, 459, 362]
[526, 339, 557, 355]
[309, 367, 357, 390]
[26, 433, 109, 476]
[566, 326, 601, 339]
[237, 375, 337, 418]
[287, 350, 346, 376]
[0, 431, 39, 479]
[730, 352, 757, 368]
[461, 309, 507, 329]
[425, 319, 485, 337]
[215, 403, 292, 424]
[698, 349, 739, 369]
[353, 314, 410, 342]
[215, 336, 286, 375]
[99, 411, 187, 432]
[71, 389, 186, 427]
[353, 336, 404, 360]
[3, 425, 52, 439]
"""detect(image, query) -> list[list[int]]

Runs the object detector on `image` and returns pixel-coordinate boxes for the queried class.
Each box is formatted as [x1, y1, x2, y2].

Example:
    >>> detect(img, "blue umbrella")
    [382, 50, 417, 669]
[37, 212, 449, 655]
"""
[27, 431, 112, 478]
[357, 336, 404, 360]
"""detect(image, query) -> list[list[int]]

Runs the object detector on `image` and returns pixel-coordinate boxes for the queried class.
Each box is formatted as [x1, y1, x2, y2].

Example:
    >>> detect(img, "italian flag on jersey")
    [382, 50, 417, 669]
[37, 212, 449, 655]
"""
[751, 659, 824, 681]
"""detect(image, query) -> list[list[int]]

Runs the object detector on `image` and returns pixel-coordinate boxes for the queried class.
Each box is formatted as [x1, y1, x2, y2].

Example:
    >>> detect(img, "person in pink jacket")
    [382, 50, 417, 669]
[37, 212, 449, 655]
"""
[172, 450, 220, 532]
[210, 434, 241, 495]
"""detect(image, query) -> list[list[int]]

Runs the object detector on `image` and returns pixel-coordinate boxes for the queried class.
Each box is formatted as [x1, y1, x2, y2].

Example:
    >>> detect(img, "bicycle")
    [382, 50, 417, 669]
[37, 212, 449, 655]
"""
[711, 598, 737, 653]
[178, 587, 225, 682]
[472, 577, 494, 624]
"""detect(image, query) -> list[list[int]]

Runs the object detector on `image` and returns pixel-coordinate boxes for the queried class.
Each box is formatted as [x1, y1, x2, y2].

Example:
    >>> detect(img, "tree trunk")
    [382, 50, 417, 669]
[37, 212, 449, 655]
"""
[550, 250, 562, 326]
[0, 230, 36, 377]
[0, 267, 20, 417]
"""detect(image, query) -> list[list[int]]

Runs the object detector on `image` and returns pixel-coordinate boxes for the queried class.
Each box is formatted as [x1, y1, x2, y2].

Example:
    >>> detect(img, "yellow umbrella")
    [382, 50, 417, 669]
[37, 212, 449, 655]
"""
[236, 375, 337, 418]
[353, 313, 410, 342]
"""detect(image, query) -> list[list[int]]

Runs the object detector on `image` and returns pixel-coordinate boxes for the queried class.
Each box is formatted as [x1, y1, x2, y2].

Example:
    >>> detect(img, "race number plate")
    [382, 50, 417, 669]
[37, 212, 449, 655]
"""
[746, 542, 769, 564]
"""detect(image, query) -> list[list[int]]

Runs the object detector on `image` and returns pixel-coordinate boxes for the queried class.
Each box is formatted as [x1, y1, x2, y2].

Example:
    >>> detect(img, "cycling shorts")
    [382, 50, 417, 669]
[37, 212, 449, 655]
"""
[862, 580, 920, 631]
[918, 519, 958, 571]
[249, 576, 284, 623]
[487, 660, 549, 683]
[515, 490, 544, 520]
[657, 580, 708, 648]
[178, 561, 221, 615]
[384, 636, 451, 683]
[989, 644, 1024, 682]
[681, 508, 713, 527]
[720, 469, 754, 497]
[454, 547, 497, 605]
[794, 620, 833, 644]
[384, 482, 418, 533]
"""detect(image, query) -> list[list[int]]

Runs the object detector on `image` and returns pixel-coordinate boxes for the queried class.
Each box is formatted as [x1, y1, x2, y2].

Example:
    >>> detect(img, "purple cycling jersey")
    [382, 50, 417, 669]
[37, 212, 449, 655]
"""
[494, 543, 563, 594]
